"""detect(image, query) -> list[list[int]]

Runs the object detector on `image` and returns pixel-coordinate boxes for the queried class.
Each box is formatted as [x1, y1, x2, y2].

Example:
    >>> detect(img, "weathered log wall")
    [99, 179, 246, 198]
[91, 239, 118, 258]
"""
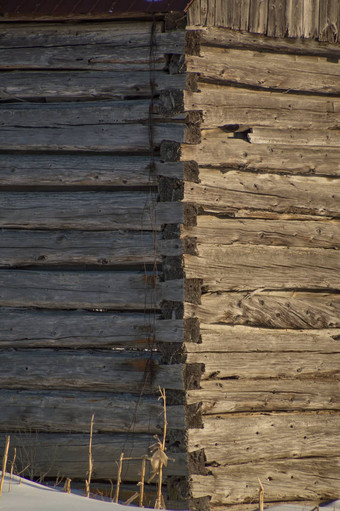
[0, 18, 190, 506]
[182, 24, 340, 510]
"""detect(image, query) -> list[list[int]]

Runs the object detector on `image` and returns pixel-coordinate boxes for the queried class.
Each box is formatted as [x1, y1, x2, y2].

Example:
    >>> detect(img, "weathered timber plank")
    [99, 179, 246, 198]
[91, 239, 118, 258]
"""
[186, 47, 340, 94]
[191, 458, 340, 504]
[0, 433, 188, 481]
[0, 70, 186, 102]
[198, 26, 340, 58]
[250, 127, 340, 146]
[187, 412, 340, 464]
[186, 324, 340, 353]
[187, 351, 340, 380]
[267, 0, 286, 37]
[0, 155, 184, 187]
[0, 270, 183, 309]
[0, 192, 183, 230]
[302, 0, 320, 39]
[185, 85, 340, 129]
[0, 309, 182, 348]
[0, 123, 184, 152]
[181, 137, 340, 176]
[0, 350, 184, 392]
[0, 390, 184, 433]
[184, 245, 340, 291]
[319, 0, 340, 42]
[0, 230, 182, 267]
[185, 290, 340, 329]
[183, 216, 340, 249]
[249, 0, 268, 34]
[183, 169, 340, 217]
[187, 379, 340, 413]
[286, 0, 303, 38]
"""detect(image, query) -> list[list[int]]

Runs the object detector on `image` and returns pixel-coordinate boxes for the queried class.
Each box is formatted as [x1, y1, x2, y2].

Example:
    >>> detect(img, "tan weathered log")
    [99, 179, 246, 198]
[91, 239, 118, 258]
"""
[0, 350, 184, 392]
[185, 290, 340, 329]
[0, 270, 183, 309]
[0, 309, 182, 348]
[187, 412, 340, 464]
[186, 324, 340, 353]
[0, 390, 185, 433]
[186, 47, 340, 94]
[181, 136, 340, 176]
[187, 351, 340, 380]
[0, 70, 186, 102]
[197, 26, 340, 57]
[0, 230, 182, 267]
[0, 155, 185, 187]
[184, 245, 340, 291]
[183, 216, 340, 249]
[0, 433, 188, 481]
[0, 192, 183, 230]
[250, 127, 340, 147]
[185, 85, 340, 129]
[183, 170, 340, 217]
[190, 457, 340, 504]
[187, 379, 340, 413]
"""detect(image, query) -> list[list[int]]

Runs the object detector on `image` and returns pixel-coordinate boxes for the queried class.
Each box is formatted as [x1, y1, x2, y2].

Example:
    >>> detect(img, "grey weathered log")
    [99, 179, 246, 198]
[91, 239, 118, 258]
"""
[0, 309, 182, 348]
[190, 457, 340, 504]
[0, 270, 183, 309]
[187, 379, 340, 413]
[183, 216, 340, 249]
[186, 47, 340, 94]
[187, 412, 340, 464]
[183, 169, 340, 218]
[0, 192, 183, 230]
[185, 85, 340, 129]
[0, 389, 185, 433]
[0, 433, 188, 481]
[184, 244, 340, 291]
[0, 349, 184, 392]
[185, 290, 340, 329]
[0, 70, 186, 101]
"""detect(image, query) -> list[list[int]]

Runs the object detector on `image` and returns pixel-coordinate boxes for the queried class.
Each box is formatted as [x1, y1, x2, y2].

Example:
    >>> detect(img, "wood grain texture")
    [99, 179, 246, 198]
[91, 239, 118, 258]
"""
[184, 169, 340, 217]
[183, 216, 340, 249]
[249, 127, 340, 146]
[184, 244, 340, 291]
[186, 47, 340, 94]
[187, 412, 340, 464]
[0, 270, 183, 309]
[185, 290, 340, 329]
[187, 379, 340, 413]
[0, 433, 188, 481]
[0, 192, 183, 230]
[190, 457, 340, 503]
[249, 0, 268, 33]
[0, 390, 185, 433]
[0, 349, 184, 392]
[0, 309, 182, 348]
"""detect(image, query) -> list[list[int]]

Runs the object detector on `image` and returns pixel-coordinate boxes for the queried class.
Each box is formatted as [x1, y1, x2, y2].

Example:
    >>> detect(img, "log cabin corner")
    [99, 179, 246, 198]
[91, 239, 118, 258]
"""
[0, 0, 340, 509]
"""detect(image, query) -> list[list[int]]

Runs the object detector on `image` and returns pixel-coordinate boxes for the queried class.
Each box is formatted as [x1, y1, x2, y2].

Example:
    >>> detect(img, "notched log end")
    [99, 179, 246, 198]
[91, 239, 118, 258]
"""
[159, 176, 184, 202]
[184, 124, 201, 145]
[184, 278, 202, 304]
[165, 11, 187, 31]
[161, 300, 184, 319]
[189, 496, 211, 511]
[188, 448, 208, 476]
[159, 89, 184, 115]
[162, 224, 181, 239]
[158, 341, 186, 364]
[183, 161, 199, 182]
[184, 203, 198, 227]
[184, 318, 201, 343]
[185, 30, 202, 56]
[160, 140, 181, 162]
[186, 403, 203, 429]
[184, 363, 204, 390]
[186, 73, 199, 92]
[183, 236, 198, 256]
[163, 255, 184, 280]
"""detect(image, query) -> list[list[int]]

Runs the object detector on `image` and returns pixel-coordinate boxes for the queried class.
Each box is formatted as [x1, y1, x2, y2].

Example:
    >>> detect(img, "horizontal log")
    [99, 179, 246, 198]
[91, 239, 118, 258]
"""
[181, 137, 340, 176]
[185, 85, 340, 129]
[0, 309, 182, 348]
[0, 230, 183, 267]
[187, 379, 340, 413]
[0, 270, 183, 309]
[190, 457, 340, 504]
[250, 127, 340, 147]
[185, 245, 340, 291]
[0, 155, 185, 187]
[0, 349, 184, 392]
[184, 169, 340, 218]
[0, 192, 183, 230]
[187, 47, 340, 94]
[197, 26, 340, 58]
[0, 390, 185, 433]
[187, 351, 340, 380]
[0, 433, 188, 481]
[183, 216, 340, 249]
[185, 290, 340, 329]
[0, 70, 186, 102]
[186, 324, 340, 353]
[187, 412, 340, 464]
